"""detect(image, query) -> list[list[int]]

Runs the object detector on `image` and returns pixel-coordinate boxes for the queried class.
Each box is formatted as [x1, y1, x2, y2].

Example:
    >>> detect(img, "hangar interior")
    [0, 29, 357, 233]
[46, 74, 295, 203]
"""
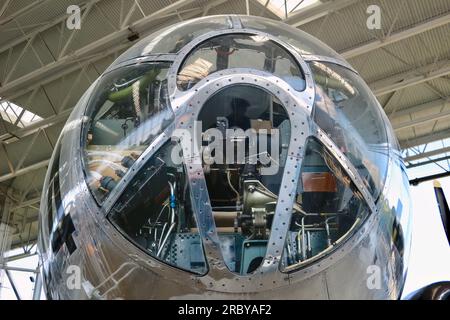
[0, 0, 449, 299]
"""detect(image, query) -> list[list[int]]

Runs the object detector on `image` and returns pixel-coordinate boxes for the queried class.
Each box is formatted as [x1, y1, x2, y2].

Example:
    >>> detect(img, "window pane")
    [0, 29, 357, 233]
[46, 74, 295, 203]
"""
[282, 138, 370, 270]
[177, 34, 305, 91]
[44, 134, 77, 255]
[240, 16, 341, 59]
[109, 141, 207, 275]
[198, 85, 291, 274]
[83, 63, 174, 204]
[114, 16, 232, 64]
[146, 16, 231, 54]
[310, 61, 389, 198]
[46, 138, 62, 236]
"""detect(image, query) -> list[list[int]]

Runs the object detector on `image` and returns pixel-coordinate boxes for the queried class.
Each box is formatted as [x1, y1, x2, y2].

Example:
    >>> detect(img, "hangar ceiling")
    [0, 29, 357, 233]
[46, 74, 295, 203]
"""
[0, 0, 449, 252]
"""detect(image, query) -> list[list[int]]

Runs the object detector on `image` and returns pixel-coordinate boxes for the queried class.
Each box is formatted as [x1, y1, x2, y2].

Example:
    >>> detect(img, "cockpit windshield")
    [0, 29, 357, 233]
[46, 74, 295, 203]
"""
[113, 16, 232, 65]
[82, 63, 174, 204]
[79, 28, 383, 277]
[282, 138, 370, 271]
[310, 62, 389, 199]
[108, 140, 208, 275]
[177, 34, 305, 91]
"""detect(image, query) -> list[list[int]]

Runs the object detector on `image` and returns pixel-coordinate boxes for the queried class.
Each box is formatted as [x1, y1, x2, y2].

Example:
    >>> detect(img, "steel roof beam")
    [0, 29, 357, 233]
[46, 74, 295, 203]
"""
[285, 0, 359, 27]
[4, 270, 21, 300]
[341, 13, 450, 59]
[0, 0, 203, 97]
[388, 98, 450, 119]
[0, 0, 46, 26]
[406, 155, 450, 169]
[0, 159, 49, 183]
[400, 128, 450, 149]
[3, 251, 38, 263]
[0, 4, 224, 184]
[0, 0, 12, 19]
[11, 197, 41, 211]
[370, 60, 450, 97]
[393, 108, 450, 132]
[0, 0, 102, 55]
[0, 264, 38, 273]
[404, 146, 450, 162]
[0, 108, 72, 143]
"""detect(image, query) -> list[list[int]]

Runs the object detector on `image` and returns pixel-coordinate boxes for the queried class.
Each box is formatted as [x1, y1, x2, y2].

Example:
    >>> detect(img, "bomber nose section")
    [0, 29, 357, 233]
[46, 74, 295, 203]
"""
[40, 14, 407, 299]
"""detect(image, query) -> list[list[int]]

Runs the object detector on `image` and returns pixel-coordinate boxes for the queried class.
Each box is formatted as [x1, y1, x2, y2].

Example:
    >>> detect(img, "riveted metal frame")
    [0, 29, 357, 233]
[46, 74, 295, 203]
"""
[104, 54, 178, 74]
[101, 126, 175, 214]
[77, 23, 382, 293]
[229, 15, 243, 29]
[172, 68, 311, 291]
[166, 69, 377, 291]
[302, 54, 358, 74]
[165, 28, 317, 112]
[314, 127, 377, 213]
[283, 125, 378, 276]
[78, 56, 177, 214]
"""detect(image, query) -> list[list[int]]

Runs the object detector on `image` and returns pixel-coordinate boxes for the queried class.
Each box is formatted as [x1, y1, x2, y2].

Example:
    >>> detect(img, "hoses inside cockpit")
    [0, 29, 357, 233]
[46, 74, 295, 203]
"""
[108, 68, 162, 125]
[157, 174, 178, 257]
[167, 173, 177, 224]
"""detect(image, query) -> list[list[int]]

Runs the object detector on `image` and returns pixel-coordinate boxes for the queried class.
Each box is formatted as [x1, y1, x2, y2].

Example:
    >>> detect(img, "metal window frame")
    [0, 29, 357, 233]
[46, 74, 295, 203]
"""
[76, 20, 382, 292]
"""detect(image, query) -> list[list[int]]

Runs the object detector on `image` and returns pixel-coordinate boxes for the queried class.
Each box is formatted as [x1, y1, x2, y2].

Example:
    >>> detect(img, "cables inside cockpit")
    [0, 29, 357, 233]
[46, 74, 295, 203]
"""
[157, 173, 178, 257]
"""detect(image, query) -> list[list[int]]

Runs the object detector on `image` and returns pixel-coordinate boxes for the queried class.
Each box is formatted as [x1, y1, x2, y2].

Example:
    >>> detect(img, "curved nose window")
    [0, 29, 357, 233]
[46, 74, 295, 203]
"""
[108, 140, 207, 275]
[240, 15, 342, 60]
[282, 138, 370, 271]
[82, 63, 174, 204]
[177, 34, 305, 91]
[310, 61, 389, 199]
[198, 85, 291, 274]
[115, 16, 232, 63]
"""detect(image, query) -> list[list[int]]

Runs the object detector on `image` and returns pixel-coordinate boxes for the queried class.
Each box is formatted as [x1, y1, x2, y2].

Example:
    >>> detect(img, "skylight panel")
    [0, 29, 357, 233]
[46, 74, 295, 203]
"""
[0, 100, 43, 129]
[257, 0, 320, 19]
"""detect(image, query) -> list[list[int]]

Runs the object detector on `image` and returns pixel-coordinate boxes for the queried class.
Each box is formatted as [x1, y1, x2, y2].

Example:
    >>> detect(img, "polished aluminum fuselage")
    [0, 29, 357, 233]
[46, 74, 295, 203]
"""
[38, 15, 412, 300]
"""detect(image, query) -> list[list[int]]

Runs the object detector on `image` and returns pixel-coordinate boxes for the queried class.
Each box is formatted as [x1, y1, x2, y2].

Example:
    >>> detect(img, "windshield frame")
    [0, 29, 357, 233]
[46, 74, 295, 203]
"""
[80, 61, 175, 208]
[76, 26, 381, 285]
